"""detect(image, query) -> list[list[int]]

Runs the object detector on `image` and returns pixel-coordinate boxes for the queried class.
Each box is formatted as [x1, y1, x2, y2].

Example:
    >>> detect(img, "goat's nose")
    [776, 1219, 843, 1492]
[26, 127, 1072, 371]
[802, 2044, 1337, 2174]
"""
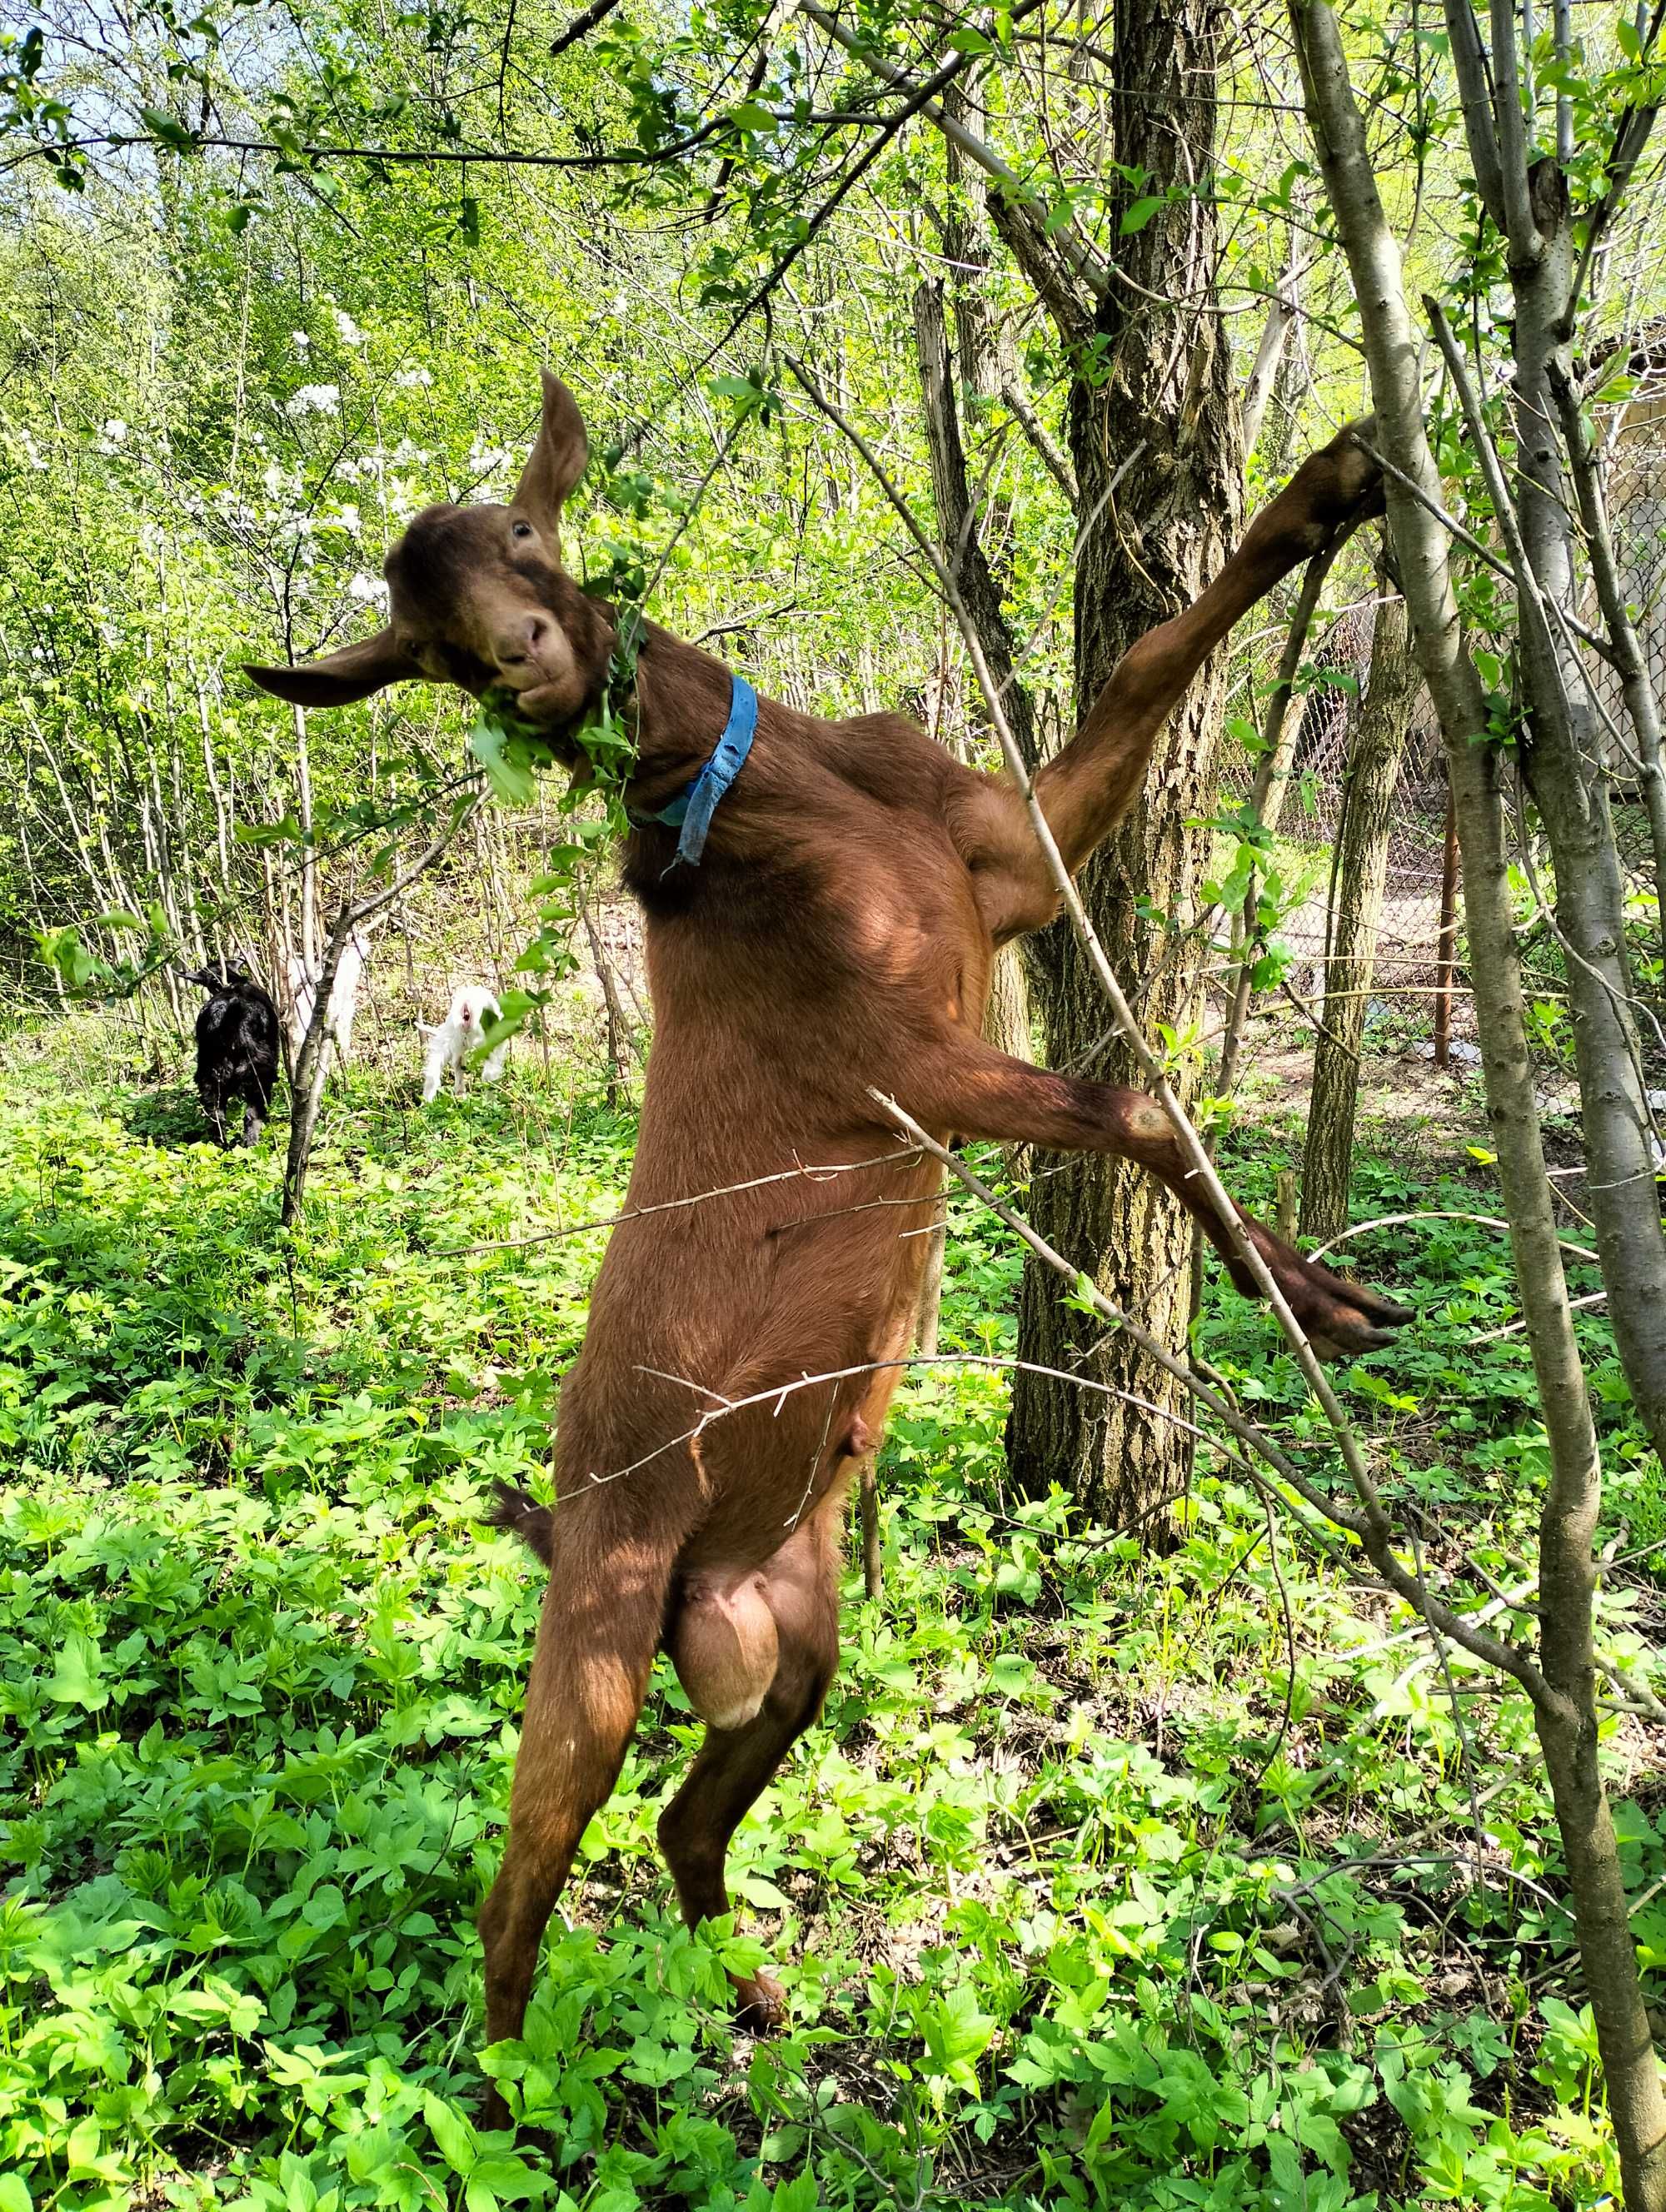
[496, 614, 551, 670]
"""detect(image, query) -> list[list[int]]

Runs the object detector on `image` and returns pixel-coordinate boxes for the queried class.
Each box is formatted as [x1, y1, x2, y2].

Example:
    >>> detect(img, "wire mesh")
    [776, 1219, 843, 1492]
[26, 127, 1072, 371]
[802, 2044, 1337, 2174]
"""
[1222, 600, 1470, 1084]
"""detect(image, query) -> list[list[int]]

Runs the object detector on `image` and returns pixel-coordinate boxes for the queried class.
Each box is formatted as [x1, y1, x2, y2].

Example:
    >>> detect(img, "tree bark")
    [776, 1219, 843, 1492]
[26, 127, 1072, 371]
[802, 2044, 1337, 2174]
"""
[1300, 580, 1420, 1244]
[1498, 171, 1666, 1467]
[1005, 0, 1241, 1526]
[282, 805, 476, 1226]
[910, 264, 1034, 1077]
[1293, 11, 1666, 2201]
[982, 931, 1032, 1066]
[910, 275, 1037, 766]
[1242, 252, 1300, 460]
[915, 1188, 948, 1359]
[581, 898, 632, 1109]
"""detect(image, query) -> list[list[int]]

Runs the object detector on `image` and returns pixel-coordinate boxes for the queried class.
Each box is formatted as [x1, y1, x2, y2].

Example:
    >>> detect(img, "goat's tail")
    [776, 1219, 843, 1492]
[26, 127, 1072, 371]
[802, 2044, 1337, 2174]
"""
[485, 1479, 555, 1568]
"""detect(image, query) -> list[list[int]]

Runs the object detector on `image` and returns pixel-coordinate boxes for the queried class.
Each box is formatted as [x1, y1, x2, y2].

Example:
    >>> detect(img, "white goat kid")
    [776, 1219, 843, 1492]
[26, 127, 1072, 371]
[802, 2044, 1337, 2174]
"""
[421, 985, 509, 1103]
[287, 923, 373, 1066]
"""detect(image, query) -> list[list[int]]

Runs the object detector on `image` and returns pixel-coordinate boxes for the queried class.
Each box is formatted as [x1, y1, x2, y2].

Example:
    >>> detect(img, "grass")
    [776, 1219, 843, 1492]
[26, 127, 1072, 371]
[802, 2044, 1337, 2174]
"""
[1, 1024, 1663, 2211]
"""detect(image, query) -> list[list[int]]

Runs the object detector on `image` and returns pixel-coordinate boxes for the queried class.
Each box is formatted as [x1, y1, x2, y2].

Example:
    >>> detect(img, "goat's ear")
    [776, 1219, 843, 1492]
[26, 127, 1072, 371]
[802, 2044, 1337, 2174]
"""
[511, 371, 588, 550]
[245, 627, 419, 709]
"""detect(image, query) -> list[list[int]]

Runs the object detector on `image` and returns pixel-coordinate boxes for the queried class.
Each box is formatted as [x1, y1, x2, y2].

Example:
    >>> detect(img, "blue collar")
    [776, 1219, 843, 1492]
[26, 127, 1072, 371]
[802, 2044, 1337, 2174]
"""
[626, 673, 758, 869]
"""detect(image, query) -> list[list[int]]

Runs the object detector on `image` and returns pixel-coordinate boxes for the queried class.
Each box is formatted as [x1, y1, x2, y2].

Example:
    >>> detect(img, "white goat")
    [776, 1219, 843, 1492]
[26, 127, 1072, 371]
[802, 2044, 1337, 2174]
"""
[287, 924, 372, 1064]
[421, 985, 509, 1102]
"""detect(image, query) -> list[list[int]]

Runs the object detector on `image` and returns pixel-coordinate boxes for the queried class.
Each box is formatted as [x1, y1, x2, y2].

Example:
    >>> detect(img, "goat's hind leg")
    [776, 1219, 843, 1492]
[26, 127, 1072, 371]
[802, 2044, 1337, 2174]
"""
[659, 1497, 843, 2027]
[199, 1084, 228, 1148]
[477, 1502, 672, 2124]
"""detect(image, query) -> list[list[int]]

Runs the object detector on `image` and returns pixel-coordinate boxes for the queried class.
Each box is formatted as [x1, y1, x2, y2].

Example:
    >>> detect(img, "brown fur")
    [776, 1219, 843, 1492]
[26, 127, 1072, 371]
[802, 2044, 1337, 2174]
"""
[248, 370, 1404, 2117]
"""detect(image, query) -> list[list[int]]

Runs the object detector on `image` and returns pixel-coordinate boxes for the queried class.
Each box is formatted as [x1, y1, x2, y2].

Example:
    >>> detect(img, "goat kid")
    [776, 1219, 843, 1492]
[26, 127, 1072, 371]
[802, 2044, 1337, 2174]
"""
[184, 965, 282, 1148]
[421, 984, 510, 1102]
[287, 922, 373, 1065]
[248, 370, 1406, 2118]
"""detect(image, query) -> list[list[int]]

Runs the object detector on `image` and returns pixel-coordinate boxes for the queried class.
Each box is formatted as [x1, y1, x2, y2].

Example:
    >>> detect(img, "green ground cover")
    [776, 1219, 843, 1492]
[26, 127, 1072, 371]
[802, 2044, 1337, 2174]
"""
[1, 1035, 1662, 2211]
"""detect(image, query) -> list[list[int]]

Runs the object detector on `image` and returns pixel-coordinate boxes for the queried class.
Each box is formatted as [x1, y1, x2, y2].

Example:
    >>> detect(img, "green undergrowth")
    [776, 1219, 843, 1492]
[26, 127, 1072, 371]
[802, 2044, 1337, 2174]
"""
[1, 1039, 1664, 2211]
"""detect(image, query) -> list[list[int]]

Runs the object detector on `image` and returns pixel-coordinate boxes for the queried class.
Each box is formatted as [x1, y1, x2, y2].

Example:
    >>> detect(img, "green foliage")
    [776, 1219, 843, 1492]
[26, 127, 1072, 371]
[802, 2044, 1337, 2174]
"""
[0, 1051, 1659, 2209]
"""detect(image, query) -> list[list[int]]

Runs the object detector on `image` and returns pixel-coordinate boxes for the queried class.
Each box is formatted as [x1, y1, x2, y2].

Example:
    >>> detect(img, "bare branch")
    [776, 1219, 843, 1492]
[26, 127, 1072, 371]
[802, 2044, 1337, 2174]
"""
[1000, 379, 1079, 504]
[799, 0, 1111, 300]
[1486, 0, 1544, 263]
[1442, 0, 1507, 229]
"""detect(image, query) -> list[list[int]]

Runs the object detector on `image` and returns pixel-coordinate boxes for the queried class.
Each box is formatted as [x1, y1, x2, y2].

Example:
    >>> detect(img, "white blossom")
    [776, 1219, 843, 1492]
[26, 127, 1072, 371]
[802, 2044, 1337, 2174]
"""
[393, 366, 433, 389]
[286, 382, 340, 417]
[347, 572, 389, 608]
[332, 307, 367, 346]
[292, 329, 311, 352]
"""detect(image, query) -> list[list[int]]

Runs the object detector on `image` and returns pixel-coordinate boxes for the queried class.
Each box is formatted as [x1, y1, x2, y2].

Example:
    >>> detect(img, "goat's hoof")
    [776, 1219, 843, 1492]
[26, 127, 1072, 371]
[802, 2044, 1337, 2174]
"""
[1304, 416, 1386, 531]
[732, 1968, 786, 2033]
[1290, 1258, 1414, 1359]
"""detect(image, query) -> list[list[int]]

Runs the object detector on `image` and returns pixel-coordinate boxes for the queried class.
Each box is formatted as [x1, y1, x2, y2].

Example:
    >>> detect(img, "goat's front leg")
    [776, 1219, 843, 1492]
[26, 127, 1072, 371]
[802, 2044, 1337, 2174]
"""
[892, 1039, 1410, 1357]
[970, 421, 1384, 944]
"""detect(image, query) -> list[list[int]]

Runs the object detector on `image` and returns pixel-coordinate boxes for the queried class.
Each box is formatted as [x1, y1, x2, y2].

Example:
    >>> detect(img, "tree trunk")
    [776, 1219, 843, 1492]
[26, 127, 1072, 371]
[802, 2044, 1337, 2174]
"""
[910, 259, 1035, 1130]
[581, 899, 632, 1109]
[1300, 580, 1421, 1244]
[910, 276, 1037, 766]
[1291, 11, 1666, 2199]
[1005, 0, 1241, 1525]
[915, 1188, 948, 1358]
[982, 937, 1031, 1065]
[1503, 169, 1666, 1468]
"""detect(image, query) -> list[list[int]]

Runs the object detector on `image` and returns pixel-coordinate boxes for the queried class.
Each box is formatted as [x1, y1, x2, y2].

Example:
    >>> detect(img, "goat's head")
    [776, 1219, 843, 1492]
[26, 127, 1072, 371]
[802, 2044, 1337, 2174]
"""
[246, 373, 616, 747]
[184, 963, 252, 995]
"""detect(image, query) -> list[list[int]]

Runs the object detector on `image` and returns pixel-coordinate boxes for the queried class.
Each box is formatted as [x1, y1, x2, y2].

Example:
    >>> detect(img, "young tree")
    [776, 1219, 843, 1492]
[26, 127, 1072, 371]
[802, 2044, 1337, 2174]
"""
[1290, 6, 1666, 2199]
[1299, 570, 1422, 1244]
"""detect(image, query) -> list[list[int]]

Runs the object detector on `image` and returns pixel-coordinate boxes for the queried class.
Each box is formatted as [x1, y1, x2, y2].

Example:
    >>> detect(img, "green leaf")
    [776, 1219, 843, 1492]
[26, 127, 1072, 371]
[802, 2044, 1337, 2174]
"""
[423, 2091, 480, 2175]
[918, 1981, 995, 2084]
[48, 1630, 109, 1710]
[1121, 194, 1165, 232]
[140, 105, 198, 152]
[469, 711, 540, 806]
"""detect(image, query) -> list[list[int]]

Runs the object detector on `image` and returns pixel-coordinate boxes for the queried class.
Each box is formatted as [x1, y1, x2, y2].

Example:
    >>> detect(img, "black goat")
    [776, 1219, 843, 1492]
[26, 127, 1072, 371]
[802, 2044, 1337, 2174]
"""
[184, 966, 281, 1147]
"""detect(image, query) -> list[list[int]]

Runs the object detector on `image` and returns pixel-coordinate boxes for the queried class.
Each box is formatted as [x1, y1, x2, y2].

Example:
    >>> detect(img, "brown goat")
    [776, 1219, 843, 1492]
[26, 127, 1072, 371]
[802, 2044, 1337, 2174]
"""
[247, 371, 1404, 2117]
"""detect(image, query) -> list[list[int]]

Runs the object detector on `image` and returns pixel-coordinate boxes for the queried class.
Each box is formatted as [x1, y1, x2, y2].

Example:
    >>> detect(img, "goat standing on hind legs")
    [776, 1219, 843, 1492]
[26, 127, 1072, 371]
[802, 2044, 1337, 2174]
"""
[247, 369, 1408, 2122]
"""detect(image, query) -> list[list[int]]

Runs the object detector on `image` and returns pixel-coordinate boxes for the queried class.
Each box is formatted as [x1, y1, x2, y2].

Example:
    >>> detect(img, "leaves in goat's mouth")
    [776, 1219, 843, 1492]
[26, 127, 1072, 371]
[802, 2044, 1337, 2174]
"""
[468, 689, 549, 807]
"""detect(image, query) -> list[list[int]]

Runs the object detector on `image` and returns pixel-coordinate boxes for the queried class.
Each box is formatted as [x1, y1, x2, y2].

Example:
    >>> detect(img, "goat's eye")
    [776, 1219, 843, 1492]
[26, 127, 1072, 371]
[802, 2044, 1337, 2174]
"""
[511, 519, 533, 541]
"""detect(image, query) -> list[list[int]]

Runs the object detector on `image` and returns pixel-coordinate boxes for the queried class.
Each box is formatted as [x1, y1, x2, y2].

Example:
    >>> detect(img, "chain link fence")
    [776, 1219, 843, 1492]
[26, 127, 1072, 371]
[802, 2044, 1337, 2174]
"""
[1223, 396, 1666, 1122]
[1222, 600, 1471, 1086]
